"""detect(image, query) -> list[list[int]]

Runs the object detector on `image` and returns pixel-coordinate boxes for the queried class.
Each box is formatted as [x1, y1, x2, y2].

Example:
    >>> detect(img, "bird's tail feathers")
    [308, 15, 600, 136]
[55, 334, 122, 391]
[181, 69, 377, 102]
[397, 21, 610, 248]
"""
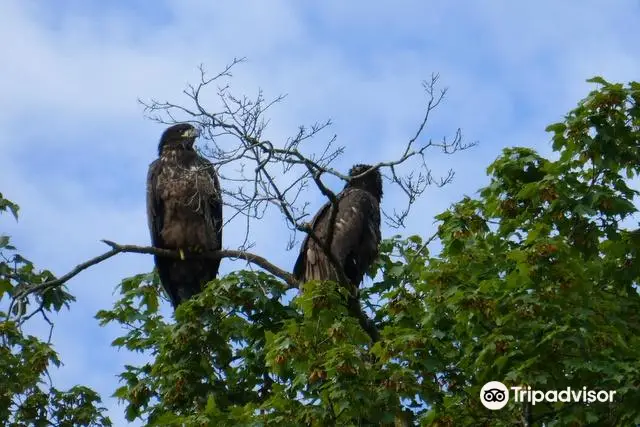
[305, 258, 340, 284]
[156, 257, 218, 308]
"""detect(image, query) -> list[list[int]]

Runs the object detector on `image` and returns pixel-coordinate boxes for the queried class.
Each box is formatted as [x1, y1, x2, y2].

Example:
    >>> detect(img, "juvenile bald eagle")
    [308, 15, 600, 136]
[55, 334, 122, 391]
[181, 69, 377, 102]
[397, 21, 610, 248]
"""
[293, 164, 383, 296]
[146, 123, 223, 309]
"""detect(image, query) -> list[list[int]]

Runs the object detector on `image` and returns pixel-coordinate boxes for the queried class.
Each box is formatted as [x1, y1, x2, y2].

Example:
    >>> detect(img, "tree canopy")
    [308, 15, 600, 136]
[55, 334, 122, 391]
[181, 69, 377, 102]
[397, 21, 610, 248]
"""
[1, 76, 639, 426]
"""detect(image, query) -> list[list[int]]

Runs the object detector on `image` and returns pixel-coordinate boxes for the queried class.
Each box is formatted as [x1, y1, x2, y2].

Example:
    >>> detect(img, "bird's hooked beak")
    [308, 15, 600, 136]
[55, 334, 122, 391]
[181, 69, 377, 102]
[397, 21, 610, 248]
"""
[181, 128, 199, 139]
[179, 127, 199, 149]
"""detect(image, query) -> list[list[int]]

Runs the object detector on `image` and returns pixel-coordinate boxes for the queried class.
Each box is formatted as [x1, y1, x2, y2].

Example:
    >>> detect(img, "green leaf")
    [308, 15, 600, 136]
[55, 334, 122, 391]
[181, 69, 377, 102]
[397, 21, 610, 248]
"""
[586, 76, 610, 86]
[204, 394, 217, 414]
[545, 122, 566, 133]
[0, 279, 12, 299]
[151, 412, 182, 425]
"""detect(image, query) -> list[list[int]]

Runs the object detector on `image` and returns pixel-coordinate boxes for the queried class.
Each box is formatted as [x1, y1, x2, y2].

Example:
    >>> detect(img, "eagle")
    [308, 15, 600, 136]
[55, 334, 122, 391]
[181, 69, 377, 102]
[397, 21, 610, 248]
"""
[293, 164, 383, 297]
[146, 123, 223, 309]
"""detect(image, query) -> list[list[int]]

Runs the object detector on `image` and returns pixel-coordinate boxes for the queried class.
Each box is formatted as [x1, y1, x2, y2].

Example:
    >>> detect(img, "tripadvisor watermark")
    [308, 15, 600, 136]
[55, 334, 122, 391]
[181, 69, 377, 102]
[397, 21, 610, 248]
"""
[480, 381, 616, 410]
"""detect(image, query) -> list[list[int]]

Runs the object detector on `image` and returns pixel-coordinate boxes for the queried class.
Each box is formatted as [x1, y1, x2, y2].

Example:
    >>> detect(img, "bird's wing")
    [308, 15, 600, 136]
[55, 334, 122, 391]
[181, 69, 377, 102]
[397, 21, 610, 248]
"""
[146, 159, 164, 247]
[200, 157, 223, 250]
[329, 189, 379, 265]
[293, 200, 332, 280]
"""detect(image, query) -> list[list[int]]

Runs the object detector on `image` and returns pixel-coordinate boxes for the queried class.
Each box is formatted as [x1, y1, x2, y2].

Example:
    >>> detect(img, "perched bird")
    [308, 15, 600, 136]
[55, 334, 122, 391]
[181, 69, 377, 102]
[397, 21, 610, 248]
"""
[293, 164, 383, 297]
[146, 123, 223, 308]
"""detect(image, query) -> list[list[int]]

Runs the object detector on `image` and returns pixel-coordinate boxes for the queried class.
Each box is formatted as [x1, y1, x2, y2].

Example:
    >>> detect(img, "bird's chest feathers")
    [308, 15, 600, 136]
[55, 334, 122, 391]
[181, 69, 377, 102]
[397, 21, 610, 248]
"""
[157, 152, 215, 209]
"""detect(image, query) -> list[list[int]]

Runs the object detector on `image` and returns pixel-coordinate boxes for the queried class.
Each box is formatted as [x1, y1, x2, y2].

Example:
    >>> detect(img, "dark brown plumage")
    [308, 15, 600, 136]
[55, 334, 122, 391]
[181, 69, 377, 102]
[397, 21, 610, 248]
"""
[146, 123, 223, 308]
[293, 164, 383, 294]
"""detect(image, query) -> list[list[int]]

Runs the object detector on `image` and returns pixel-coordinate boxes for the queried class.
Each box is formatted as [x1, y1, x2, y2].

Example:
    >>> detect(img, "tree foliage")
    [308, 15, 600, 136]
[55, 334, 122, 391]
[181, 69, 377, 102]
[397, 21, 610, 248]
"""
[0, 192, 112, 426]
[2, 77, 640, 426]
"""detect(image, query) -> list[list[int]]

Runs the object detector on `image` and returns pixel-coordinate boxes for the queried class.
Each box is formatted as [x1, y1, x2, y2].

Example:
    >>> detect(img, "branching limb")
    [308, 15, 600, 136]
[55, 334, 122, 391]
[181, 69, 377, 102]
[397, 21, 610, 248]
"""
[139, 61, 474, 253]
[9, 239, 379, 342]
[135, 60, 475, 343]
[13, 240, 298, 301]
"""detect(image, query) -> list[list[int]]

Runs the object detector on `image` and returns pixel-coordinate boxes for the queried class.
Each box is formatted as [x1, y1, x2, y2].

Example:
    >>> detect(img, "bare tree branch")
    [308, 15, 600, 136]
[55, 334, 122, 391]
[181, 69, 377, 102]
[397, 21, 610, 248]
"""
[134, 59, 475, 343]
[139, 61, 474, 254]
[13, 240, 298, 301]
[7, 239, 380, 342]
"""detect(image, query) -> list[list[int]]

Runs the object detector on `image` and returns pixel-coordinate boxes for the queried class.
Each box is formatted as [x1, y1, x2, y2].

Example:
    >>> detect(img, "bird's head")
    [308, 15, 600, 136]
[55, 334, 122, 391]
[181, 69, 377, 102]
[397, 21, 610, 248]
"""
[158, 123, 200, 155]
[346, 164, 383, 201]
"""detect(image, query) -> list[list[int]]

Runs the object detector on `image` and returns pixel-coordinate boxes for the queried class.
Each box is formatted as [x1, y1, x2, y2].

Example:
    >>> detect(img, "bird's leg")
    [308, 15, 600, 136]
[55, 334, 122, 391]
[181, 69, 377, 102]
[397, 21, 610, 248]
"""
[178, 248, 185, 260]
[190, 245, 203, 254]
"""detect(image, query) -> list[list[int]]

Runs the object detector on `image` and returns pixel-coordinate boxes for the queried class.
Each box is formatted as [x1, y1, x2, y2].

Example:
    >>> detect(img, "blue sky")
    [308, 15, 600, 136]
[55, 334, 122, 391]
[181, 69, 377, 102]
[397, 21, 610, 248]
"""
[1, 0, 639, 424]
